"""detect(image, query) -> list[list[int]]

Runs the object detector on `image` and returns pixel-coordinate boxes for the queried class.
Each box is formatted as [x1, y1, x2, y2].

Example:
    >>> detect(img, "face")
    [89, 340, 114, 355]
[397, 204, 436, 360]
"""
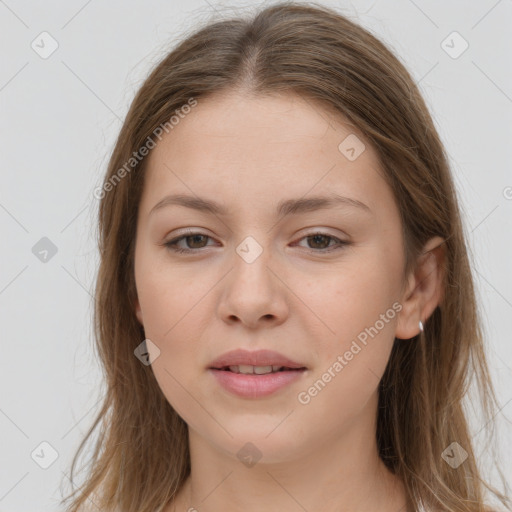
[133, 91, 409, 463]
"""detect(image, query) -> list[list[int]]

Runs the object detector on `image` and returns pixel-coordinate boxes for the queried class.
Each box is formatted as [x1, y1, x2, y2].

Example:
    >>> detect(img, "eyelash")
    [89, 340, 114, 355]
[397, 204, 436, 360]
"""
[163, 231, 350, 255]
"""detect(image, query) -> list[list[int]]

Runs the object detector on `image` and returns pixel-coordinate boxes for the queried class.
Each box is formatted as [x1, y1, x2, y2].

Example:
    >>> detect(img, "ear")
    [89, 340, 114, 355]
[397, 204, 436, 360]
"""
[134, 296, 144, 326]
[395, 236, 446, 340]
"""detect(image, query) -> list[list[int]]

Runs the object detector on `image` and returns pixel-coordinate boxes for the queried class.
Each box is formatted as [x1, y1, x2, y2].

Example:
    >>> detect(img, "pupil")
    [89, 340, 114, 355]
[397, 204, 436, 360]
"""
[309, 234, 329, 249]
[187, 235, 206, 248]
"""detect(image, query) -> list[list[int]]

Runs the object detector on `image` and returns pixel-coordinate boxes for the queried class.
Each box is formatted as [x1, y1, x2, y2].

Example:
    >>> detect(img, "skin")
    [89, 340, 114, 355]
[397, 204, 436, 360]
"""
[133, 90, 445, 512]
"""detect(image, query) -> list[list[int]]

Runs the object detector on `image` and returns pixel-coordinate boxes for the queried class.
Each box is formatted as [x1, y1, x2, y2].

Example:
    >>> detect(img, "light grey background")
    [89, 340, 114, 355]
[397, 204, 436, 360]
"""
[1, 0, 511, 510]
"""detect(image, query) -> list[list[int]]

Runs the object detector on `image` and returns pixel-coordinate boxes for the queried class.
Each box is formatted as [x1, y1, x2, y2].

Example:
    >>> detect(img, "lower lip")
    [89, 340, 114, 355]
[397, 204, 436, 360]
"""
[209, 368, 306, 398]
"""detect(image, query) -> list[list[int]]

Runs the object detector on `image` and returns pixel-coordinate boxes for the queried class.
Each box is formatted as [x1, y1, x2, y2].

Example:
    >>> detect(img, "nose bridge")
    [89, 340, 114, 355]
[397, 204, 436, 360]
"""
[230, 234, 275, 292]
[235, 234, 267, 266]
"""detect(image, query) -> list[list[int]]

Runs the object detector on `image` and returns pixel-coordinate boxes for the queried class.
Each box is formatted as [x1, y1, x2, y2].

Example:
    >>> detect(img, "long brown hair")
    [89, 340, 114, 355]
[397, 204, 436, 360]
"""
[61, 2, 511, 511]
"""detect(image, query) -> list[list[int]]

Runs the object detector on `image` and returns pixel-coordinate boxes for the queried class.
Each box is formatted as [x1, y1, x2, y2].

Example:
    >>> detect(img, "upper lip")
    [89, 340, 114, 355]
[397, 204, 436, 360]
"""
[208, 349, 306, 369]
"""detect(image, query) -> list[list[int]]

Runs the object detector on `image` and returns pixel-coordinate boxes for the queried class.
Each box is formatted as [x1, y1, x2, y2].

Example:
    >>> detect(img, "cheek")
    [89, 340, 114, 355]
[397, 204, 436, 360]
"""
[134, 250, 220, 400]
[135, 244, 201, 336]
[292, 256, 399, 350]
[135, 259, 211, 424]
[292, 271, 398, 426]
[288, 256, 402, 418]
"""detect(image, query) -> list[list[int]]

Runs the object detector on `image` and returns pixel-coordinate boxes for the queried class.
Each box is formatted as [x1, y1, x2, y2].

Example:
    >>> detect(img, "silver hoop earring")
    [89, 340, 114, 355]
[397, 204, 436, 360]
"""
[419, 320, 424, 333]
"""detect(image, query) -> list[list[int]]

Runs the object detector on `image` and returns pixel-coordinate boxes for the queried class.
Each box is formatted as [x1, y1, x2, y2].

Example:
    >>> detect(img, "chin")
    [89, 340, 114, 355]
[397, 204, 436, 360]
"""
[204, 421, 310, 466]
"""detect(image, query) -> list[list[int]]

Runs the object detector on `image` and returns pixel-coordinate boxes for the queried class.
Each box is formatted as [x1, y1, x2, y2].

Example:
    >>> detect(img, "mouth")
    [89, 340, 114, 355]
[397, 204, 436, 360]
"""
[207, 349, 308, 397]
[208, 348, 307, 373]
[212, 365, 307, 375]
[208, 364, 307, 398]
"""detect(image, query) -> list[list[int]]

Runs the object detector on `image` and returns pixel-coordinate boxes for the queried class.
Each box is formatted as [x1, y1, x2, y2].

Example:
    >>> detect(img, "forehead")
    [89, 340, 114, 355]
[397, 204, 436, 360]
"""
[140, 91, 394, 218]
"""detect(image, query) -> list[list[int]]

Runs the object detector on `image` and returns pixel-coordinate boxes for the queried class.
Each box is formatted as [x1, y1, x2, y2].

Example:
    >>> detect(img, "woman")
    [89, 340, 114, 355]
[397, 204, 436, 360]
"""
[62, 2, 511, 511]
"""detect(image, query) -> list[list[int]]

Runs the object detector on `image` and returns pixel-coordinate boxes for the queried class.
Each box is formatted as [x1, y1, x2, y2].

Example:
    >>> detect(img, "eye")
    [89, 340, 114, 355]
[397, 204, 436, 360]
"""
[293, 233, 350, 253]
[163, 231, 350, 254]
[164, 231, 215, 254]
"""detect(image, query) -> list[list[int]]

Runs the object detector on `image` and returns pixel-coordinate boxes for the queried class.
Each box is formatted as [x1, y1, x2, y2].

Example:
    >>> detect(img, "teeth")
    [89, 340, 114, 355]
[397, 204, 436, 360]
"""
[227, 365, 284, 374]
[254, 365, 273, 375]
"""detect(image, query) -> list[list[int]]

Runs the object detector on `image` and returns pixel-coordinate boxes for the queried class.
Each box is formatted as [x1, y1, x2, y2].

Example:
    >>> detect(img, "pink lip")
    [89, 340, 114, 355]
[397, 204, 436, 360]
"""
[207, 349, 308, 399]
[208, 349, 306, 370]
[209, 368, 306, 398]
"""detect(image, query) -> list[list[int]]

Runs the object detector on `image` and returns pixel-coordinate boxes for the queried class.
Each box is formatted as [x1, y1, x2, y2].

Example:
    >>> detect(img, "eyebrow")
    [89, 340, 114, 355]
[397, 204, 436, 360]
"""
[149, 193, 372, 217]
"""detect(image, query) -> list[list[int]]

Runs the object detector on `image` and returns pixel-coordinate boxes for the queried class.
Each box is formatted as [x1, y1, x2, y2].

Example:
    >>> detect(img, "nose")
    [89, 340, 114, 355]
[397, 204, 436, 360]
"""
[217, 242, 289, 330]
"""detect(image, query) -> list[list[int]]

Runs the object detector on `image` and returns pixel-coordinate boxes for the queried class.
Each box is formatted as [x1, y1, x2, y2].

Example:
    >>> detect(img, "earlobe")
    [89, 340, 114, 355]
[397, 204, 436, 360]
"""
[134, 297, 143, 325]
[395, 236, 445, 340]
